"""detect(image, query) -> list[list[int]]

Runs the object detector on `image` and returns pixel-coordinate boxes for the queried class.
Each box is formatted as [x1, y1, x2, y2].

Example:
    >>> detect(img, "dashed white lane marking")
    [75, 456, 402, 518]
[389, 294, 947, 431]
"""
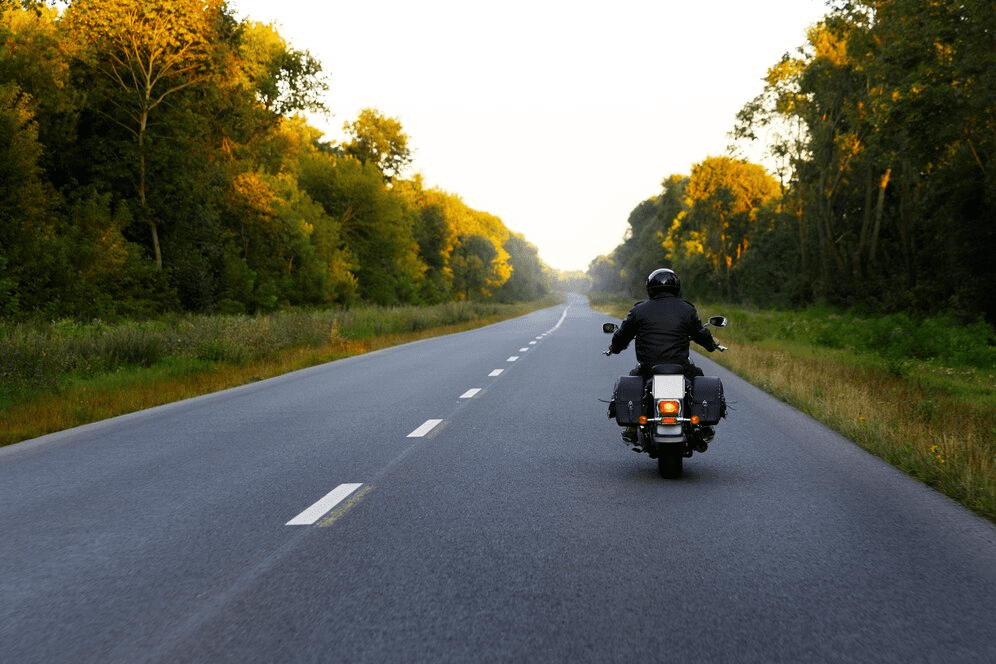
[460, 388, 481, 399]
[407, 419, 444, 437]
[287, 483, 363, 526]
[519, 347, 529, 352]
[535, 336, 543, 340]
[507, 356, 519, 362]
[489, 369, 503, 377]
[529, 341, 537, 345]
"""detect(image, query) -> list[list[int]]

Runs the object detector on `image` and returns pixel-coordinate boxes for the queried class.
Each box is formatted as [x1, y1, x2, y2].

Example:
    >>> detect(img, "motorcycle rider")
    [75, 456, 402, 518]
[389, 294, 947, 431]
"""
[607, 267, 719, 444]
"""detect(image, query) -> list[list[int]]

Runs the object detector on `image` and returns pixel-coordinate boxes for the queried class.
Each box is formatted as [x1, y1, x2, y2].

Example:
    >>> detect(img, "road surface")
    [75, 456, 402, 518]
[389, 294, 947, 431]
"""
[2, 293, 995, 662]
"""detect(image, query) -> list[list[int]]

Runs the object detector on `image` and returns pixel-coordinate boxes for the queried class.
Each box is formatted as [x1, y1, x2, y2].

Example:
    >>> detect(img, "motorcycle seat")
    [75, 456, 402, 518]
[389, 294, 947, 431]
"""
[650, 363, 686, 375]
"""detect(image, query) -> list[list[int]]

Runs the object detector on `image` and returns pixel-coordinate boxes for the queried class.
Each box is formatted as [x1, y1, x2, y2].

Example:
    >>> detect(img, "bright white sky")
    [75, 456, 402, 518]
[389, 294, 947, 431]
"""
[230, 0, 827, 272]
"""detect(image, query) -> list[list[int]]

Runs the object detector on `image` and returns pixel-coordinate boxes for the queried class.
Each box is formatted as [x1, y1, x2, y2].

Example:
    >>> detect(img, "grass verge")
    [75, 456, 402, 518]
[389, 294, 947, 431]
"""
[1, 298, 561, 446]
[591, 294, 996, 523]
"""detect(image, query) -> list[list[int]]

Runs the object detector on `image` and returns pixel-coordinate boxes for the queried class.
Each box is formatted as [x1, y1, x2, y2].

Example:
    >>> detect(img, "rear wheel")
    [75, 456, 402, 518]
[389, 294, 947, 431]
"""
[658, 449, 683, 479]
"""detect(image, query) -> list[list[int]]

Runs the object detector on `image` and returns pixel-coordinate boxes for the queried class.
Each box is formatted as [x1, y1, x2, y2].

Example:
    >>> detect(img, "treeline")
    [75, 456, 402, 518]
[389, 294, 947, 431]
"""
[0, 0, 551, 320]
[589, 0, 996, 325]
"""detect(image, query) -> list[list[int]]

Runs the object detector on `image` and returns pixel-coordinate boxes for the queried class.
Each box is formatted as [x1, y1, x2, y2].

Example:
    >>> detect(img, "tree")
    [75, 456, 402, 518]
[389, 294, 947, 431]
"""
[0, 2, 75, 177]
[680, 157, 779, 298]
[587, 254, 623, 293]
[1, 1, 553, 316]
[342, 108, 413, 182]
[0, 81, 51, 314]
[450, 234, 498, 300]
[237, 21, 326, 120]
[393, 176, 459, 302]
[841, 0, 996, 317]
[496, 233, 548, 302]
[62, 0, 235, 270]
[222, 168, 356, 311]
[298, 152, 424, 304]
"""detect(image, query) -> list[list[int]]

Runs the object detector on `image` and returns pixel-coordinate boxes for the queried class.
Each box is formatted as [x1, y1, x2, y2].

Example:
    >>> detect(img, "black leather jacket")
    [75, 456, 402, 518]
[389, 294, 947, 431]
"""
[609, 293, 716, 371]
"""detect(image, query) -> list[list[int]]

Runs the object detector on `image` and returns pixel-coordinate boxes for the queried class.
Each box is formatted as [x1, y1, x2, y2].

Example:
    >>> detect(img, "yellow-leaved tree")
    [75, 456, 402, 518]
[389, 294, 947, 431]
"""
[675, 156, 779, 298]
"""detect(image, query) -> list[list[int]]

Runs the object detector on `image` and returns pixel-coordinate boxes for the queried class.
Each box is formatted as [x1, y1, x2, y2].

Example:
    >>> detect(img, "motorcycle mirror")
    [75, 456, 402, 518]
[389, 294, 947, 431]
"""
[602, 322, 619, 334]
[708, 315, 728, 328]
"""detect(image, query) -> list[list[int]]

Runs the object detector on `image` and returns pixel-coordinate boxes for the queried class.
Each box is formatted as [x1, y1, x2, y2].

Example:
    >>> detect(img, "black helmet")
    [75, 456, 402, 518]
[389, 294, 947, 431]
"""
[646, 268, 680, 297]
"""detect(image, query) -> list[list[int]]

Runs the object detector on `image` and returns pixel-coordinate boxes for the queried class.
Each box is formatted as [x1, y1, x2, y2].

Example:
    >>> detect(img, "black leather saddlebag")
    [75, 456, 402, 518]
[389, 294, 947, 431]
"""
[690, 376, 726, 425]
[611, 376, 645, 426]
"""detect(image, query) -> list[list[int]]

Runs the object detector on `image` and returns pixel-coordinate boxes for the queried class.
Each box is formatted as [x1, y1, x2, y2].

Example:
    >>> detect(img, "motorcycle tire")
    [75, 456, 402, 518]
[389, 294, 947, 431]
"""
[658, 449, 683, 479]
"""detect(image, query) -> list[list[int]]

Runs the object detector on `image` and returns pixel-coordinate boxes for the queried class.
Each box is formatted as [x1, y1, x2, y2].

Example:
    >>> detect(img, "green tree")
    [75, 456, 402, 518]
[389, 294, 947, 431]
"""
[223, 168, 356, 311]
[0, 81, 52, 314]
[679, 157, 779, 298]
[841, 0, 996, 317]
[496, 233, 548, 302]
[450, 234, 498, 300]
[342, 108, 413, 183]
[62, 0, 236, 271]
[393, 176, 458, 302]
[298, 152, 424, 304]
[0, 3, 76, 178]
[237, 21, 326, 120]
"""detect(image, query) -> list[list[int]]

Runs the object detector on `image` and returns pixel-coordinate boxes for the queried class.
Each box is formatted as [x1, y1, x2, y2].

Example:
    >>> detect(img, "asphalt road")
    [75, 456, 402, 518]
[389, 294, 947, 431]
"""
[2, 293, 995, 663]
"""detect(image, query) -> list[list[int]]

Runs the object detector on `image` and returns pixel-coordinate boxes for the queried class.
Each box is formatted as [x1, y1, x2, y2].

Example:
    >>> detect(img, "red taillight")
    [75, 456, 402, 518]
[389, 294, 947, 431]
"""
[658, 400, 679, 424]
[658, 400, 680, 415]
[690, 415, 701, 425]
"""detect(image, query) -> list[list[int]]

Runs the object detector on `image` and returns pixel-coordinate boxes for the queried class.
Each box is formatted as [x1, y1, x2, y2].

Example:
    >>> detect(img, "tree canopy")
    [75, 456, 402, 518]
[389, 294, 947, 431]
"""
[0, 1, 550, 319]
[590, 0, 996, 324]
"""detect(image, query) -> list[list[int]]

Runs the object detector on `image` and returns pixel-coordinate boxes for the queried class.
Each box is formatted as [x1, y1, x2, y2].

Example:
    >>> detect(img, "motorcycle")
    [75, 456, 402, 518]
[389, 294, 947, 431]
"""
[602, 316, 728, 478]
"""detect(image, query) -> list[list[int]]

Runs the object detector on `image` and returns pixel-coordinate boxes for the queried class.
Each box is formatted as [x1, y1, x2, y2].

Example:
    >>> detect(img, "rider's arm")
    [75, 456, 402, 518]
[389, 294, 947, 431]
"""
[609, 308, 639, 354]
[686, 308, 718, 352]
[691, 326, 718, 352]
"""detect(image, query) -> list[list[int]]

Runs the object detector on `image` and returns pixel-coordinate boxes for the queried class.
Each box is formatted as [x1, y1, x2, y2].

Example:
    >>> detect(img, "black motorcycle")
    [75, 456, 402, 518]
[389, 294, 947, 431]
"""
[603, 316, 728, 478]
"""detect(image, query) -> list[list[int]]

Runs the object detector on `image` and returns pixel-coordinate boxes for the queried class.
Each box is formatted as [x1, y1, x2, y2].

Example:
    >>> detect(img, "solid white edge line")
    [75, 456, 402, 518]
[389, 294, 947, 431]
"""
[287, 483, 363, 526]
[407, 419, 444, 437]
[460, 388, 481, 399]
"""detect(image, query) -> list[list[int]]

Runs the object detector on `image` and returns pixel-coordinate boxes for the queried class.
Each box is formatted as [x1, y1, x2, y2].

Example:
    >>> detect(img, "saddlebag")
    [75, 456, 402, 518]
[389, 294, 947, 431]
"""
[690, 376, 726, 425]
[611, 376, 645, 426]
